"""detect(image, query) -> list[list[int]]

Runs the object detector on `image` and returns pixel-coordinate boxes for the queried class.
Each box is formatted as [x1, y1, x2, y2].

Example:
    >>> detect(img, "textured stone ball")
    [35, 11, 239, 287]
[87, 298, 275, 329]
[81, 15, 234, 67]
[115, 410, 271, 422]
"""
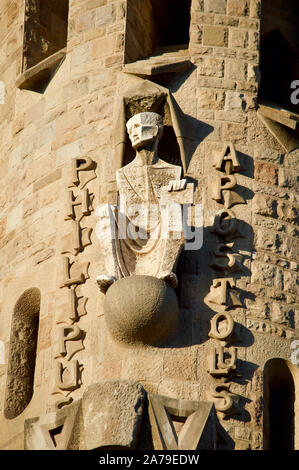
[104, 275, 179, 346]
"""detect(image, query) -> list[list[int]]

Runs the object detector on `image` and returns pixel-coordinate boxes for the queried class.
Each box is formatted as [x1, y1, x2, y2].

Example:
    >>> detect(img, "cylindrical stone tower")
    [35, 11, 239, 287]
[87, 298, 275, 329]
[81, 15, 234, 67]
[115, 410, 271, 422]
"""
[0, 0, 298, 451]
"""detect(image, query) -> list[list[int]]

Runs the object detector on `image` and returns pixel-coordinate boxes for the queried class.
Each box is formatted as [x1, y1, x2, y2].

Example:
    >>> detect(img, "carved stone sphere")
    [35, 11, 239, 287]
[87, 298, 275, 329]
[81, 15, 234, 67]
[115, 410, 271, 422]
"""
[104, 275, 179, 346]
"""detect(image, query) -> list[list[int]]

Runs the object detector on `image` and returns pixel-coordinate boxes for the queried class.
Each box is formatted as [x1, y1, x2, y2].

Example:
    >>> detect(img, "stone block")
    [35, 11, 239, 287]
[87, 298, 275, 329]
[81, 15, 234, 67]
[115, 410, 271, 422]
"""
[86, 0, 107, 9]
[198, 88, 225, 110]
[203, 25, 228, 47]
[62, 77, 89, 103]
[34, 248, 55, 265]
[105, 53, 123, 67]
[95, 4, 116, 28]
[204, 0, 226, 14]
[271, 303, 295, 328]
[278, 168, 299, 192]
[72, 42, 92, 67]
[33, 169, 62, 192]
[198, 57, 224, 78]
[276, 201, 299, 225]
[56, 141, 82, 166]
[249, 31, 259, 50]
[222, 122, 246, 141]
[225, 59, 247, 80]
[6, 202, 23, 235]
[283, 272, 299, 295]
[252, 193, 276, 217]
[76, 10, 95, 33]
[227, 0, 249, 16]
[255, 229, 281, 252]
[92, 36, 115, 59]
[284, 149, 299, 171]
[254, 161, 278, 185]
[225, 91, 246, 110]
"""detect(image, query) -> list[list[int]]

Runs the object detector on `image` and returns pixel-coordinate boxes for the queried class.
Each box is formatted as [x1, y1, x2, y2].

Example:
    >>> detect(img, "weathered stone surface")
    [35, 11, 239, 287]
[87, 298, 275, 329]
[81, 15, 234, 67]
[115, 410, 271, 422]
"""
[227, 0, 249, 17]
[148, 394, 217, 450]
[254, 161, 278, 185]
[203, 25, 228, 47]
[104, 276, 179, 346]
[0, 0, 299, 453]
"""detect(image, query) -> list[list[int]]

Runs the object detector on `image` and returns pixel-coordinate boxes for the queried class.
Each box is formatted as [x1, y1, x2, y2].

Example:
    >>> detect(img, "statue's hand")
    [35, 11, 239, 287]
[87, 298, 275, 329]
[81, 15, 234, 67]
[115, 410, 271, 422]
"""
[167, 179, 187, 192]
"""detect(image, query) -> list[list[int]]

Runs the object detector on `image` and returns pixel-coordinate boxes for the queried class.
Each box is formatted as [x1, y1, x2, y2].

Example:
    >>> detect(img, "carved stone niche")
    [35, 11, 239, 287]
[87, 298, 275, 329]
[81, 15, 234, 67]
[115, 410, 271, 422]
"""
[24, 380, 146, 450]
[96, 81, 198, 346]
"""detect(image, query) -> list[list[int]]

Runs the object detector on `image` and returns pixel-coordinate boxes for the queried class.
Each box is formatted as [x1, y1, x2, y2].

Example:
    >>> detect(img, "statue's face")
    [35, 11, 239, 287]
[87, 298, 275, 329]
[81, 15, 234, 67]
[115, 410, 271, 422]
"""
[127, 113, 162, 150]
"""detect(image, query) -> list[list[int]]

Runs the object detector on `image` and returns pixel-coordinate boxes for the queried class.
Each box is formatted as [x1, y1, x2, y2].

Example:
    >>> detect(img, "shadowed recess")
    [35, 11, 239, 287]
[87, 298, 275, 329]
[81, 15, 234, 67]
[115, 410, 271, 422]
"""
[4, 288, 41, 420]
[263, 358, 295, 450]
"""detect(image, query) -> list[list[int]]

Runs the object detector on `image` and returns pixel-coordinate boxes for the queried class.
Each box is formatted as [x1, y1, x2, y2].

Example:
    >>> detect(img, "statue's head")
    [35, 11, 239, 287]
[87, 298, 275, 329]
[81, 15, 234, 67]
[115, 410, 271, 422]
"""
[126, 112, 163, 150]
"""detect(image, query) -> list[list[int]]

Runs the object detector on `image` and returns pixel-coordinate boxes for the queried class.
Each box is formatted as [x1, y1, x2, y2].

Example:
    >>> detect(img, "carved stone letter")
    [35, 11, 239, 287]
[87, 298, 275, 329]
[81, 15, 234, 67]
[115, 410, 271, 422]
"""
[210, 242, 244, 273]
[213, 209, 237, 238]
[210, 384, 241, 417]
[68, 157, 96, 190]
[213, 142, 243, 174]
[208, 312, 234, 343]
[208, 346, 237, 377]
[54, 325, 84, 360]
[56, 287, 88, 325]
[55, 360, 80, 392]
[65, 189, 92, 221]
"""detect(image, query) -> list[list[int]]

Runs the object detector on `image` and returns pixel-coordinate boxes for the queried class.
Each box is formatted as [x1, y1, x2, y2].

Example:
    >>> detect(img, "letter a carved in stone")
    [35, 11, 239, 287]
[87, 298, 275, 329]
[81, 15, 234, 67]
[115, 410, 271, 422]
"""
[213, 142, 243, 174]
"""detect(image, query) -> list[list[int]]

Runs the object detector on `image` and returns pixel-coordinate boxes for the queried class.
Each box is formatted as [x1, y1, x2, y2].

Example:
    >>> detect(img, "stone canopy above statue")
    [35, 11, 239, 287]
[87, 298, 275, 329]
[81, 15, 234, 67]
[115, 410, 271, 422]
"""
[113, 80, 199, 174]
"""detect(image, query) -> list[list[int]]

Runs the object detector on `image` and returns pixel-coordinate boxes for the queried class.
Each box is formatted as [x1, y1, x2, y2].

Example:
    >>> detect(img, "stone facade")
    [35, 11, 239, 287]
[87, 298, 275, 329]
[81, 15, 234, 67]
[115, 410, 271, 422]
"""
[0, 0, 298, 450]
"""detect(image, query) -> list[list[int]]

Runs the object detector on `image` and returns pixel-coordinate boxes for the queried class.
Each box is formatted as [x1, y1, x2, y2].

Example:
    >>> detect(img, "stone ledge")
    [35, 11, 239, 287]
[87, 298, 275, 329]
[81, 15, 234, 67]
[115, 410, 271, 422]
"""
[16, 48, 66, 91]
[122, 46, 192, 78]
[258, 103, 299, 131]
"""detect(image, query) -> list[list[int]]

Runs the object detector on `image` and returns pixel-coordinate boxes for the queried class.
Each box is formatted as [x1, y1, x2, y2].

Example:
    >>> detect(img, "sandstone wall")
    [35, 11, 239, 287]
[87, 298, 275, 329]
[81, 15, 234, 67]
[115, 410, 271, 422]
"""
[0, 0, 298, 450]
[23, 0, 69, 71]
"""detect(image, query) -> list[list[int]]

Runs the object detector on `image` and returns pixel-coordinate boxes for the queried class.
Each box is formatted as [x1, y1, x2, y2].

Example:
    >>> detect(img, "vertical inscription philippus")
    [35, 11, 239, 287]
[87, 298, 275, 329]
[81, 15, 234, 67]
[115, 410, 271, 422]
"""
[52, 157, 95, 409]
